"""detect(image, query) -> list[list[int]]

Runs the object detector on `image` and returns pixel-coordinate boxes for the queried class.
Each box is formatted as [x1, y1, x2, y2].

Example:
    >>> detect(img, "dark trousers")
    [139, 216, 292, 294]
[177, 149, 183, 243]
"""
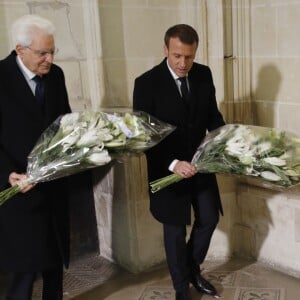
[163, 188, 219, 292]
[6, 266, 63, 300]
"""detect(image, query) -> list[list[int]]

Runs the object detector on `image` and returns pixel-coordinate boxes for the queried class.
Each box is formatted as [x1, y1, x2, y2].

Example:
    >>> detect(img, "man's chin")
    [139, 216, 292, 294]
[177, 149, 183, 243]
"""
[39, 66, 51, 75]
[176, 70, 188, 77]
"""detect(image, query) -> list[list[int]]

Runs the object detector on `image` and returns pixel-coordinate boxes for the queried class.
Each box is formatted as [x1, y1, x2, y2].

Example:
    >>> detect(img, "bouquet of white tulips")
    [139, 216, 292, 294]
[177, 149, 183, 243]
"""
[150, 124, 300, 193]
[0, 110, 175, 205]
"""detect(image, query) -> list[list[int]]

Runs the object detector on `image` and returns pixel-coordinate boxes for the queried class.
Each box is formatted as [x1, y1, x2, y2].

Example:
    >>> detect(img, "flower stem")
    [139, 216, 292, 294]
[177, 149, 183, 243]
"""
[150, 173, 183, 193]
[0, 185, 21, 206]
[0, 178, 32, 206]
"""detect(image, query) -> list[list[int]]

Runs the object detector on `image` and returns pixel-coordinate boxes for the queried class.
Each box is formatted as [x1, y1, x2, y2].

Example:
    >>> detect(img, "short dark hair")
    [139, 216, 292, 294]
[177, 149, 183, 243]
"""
[164, 24, 199, 48]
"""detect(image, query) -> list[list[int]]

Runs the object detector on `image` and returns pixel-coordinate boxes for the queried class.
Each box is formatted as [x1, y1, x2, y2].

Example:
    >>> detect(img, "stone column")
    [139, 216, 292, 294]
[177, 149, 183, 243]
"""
[93, 154, 165, 273]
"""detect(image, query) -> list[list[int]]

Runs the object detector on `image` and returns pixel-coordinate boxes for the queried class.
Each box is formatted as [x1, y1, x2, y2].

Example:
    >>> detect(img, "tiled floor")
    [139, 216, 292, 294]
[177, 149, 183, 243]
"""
[1, 253, 300, 300]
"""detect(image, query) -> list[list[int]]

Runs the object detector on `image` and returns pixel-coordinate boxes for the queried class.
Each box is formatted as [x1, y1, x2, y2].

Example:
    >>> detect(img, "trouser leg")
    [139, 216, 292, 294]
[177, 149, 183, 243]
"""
[163, 223, 189, 292]
[41, 265, 64, 300]
[6, 272, 36, 300]
[187, 188, 220, 271]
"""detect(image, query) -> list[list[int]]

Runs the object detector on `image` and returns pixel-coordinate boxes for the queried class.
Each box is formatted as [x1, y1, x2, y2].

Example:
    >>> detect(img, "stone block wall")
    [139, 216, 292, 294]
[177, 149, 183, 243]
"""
[0, 0, 299, 276]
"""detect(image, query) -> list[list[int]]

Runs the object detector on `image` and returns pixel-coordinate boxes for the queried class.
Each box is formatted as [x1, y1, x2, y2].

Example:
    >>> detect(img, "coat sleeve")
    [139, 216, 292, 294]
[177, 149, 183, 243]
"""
[133, 76, 154, 114]
[0, 148, 18, 190]
[133, 73, 177, 180]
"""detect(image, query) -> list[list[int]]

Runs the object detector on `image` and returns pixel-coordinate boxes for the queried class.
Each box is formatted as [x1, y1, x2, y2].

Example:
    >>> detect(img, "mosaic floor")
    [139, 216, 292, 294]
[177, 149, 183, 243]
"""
[1, 255, 299, 300]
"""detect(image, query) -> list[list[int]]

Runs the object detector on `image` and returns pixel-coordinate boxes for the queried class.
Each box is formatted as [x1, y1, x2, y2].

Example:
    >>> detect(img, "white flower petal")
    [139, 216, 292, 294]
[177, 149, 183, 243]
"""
[256, 141, 272, 155]
[87, 151, 111, 165]
[263, 157, 286, 166]
[260, 171, 282, 181]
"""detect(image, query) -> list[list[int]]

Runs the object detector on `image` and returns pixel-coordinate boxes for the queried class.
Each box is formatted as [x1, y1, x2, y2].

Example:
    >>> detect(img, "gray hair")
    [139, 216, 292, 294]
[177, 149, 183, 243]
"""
[11, 14, 55, 47]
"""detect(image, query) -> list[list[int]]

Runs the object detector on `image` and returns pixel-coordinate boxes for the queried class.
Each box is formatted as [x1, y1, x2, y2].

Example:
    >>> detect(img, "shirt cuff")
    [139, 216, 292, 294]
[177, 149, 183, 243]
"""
[168, 159, 179, 172]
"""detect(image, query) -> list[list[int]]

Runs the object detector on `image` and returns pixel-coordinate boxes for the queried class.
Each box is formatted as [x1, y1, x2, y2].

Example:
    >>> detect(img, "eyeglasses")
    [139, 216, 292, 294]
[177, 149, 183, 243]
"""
[26, 46, 59, 58]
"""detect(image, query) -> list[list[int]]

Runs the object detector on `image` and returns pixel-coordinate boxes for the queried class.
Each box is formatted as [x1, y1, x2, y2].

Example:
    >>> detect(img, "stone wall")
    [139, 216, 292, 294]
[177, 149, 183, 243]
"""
[0, 0, 299, 276]
[236, 0, 300, 276]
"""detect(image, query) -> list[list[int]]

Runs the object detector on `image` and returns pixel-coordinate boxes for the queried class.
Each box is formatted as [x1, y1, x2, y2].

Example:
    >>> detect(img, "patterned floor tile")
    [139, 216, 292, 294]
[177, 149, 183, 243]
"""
[139, 286, 174, 300]
[32, 254, 120, 299]
[204, 271, 237, 287]
[5, 258, 295, 300]
[234, 287, 285, 300]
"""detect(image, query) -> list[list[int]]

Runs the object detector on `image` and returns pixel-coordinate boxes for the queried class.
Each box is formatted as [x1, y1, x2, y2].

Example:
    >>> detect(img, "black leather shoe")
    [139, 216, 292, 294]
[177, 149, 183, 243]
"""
[175, 288, 192, 300]
[189, 272, 218, 296]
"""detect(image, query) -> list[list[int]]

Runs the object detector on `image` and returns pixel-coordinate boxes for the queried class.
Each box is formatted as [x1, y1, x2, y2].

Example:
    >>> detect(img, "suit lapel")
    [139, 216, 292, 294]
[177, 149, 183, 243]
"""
[42, 75, 60, 126]
[160, 60, 189, 116]
[5, 54, 44, 124]
[187, 67, 206, 113]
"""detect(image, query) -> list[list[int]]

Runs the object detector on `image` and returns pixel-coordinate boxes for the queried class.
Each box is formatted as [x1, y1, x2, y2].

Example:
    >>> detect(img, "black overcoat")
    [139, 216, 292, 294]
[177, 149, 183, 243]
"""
[0, 51, 71, 271]
[133, 59, 225, 225]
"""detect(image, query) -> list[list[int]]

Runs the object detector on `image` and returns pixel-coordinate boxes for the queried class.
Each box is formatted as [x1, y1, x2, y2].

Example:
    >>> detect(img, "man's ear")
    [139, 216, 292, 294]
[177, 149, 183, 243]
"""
[164, 45, 169, 57]
[15, 44, 25, 57]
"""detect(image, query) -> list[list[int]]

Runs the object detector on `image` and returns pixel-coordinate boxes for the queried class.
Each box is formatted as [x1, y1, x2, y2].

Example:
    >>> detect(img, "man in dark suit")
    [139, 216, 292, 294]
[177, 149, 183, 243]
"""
[133, 24, 225, 300]
[0, 14, 71, 300]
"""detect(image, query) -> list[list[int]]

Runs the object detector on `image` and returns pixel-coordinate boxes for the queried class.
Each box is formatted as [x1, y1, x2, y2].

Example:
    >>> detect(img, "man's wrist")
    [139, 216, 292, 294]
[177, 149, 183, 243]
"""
[168, 159, 179, 172]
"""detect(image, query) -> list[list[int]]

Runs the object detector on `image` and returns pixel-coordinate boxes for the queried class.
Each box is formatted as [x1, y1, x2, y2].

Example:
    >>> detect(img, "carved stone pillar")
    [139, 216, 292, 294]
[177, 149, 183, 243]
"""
[223, 0, 254, 124]
[93, 155, 165, 273]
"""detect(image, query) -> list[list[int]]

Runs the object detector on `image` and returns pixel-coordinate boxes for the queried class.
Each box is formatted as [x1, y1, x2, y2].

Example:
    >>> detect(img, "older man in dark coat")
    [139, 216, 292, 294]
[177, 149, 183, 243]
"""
[0, 14, 71, 300]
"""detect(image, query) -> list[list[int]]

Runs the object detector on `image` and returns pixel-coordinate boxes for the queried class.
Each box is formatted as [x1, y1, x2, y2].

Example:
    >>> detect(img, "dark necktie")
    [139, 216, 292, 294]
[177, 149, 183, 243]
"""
[178, 77, 189, 102]
[33, 75, 45, 105]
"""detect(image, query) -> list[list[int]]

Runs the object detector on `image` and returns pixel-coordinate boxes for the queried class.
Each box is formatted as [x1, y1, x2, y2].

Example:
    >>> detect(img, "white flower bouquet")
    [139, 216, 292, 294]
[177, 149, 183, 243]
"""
[0, 110, 175, 205]
[150, 124, 300, 193]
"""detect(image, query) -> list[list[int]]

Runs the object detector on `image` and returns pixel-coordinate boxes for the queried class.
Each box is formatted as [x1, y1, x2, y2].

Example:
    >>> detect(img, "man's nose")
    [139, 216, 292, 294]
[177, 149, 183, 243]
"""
[179, 57, 187, 67]
[45, 53, 54, 62]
